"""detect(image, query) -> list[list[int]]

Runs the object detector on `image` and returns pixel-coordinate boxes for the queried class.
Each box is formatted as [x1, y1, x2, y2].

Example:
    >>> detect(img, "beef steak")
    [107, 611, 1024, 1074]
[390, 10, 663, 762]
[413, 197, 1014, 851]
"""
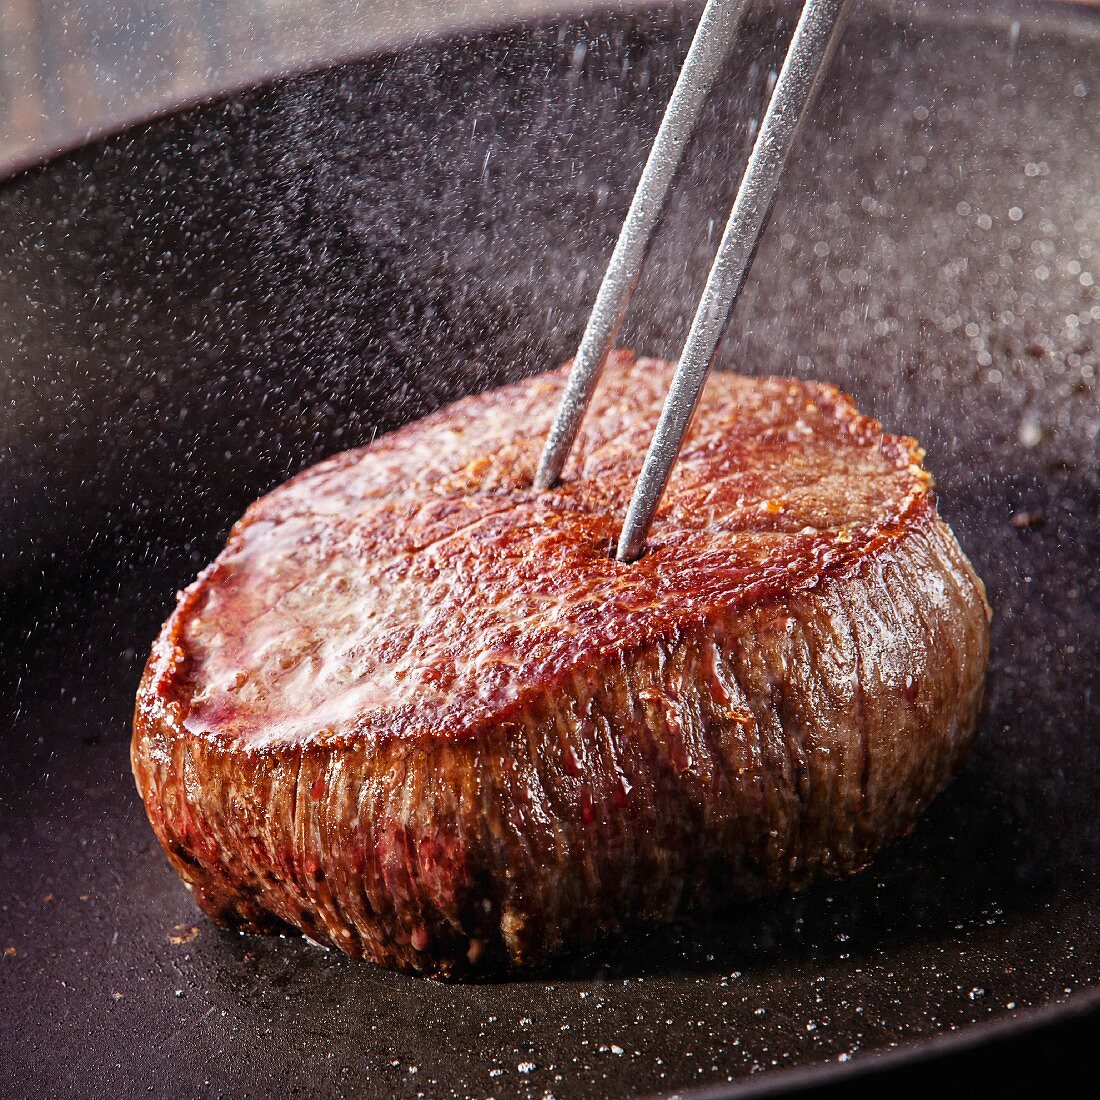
[132, 352, 991, 976]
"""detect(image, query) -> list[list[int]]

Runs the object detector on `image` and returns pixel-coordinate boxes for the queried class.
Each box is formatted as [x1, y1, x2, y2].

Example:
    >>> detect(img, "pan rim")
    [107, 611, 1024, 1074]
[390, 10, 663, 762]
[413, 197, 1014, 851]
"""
[662, 985, 1099, 1098]
[1, 0, 1097, 186]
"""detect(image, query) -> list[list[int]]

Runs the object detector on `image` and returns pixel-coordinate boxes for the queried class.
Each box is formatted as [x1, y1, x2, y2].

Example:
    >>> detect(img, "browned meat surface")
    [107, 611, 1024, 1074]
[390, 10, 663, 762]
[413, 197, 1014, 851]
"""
[132, 352, 991, 977]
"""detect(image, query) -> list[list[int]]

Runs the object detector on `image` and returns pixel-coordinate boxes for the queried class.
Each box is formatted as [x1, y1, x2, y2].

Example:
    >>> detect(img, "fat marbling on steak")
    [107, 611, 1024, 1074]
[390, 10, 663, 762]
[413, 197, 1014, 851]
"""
[132, 352, 991, 976]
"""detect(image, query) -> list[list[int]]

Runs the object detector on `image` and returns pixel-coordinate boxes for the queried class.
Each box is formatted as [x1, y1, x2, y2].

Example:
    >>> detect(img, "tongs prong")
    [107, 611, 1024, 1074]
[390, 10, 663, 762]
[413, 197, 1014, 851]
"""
[535, 0, 851, 563]
[533, 0, 755, 493]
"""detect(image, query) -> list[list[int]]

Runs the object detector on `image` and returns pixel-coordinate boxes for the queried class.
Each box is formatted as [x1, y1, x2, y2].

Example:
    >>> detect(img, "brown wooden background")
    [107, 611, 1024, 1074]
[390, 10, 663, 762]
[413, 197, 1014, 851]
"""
[0, 1, 1094, 178]
[0, 0, 607, 177]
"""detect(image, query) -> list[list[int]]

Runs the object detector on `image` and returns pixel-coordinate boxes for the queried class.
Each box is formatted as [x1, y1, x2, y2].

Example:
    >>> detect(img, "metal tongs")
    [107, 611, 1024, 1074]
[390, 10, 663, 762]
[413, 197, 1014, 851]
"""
[535, 0, 850, 561]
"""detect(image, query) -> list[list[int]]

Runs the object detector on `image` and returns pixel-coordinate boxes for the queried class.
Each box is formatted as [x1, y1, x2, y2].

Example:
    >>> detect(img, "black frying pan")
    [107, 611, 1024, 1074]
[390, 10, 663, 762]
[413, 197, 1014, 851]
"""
[1, 1, 1097, 1096]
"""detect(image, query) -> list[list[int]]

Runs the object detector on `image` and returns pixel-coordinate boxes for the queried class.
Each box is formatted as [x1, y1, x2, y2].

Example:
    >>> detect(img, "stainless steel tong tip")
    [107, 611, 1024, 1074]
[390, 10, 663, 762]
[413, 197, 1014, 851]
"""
[535, 0, 851, 562]
[533, 0, 754, 494]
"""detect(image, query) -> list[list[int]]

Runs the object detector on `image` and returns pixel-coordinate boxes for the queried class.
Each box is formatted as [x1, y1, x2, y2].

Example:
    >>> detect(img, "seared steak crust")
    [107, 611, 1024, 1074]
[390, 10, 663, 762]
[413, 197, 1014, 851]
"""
[132, 353, 991, 976]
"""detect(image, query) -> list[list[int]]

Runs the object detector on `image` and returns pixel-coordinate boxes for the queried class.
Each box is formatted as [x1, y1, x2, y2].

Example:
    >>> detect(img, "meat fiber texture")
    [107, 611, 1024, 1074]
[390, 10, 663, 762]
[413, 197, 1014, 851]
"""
[133, 352, 991, 977]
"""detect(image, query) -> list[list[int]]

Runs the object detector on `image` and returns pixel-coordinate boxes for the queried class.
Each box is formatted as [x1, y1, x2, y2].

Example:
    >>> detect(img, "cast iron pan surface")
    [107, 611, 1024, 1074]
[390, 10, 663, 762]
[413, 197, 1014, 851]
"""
[1, 1, 1097, 1095]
